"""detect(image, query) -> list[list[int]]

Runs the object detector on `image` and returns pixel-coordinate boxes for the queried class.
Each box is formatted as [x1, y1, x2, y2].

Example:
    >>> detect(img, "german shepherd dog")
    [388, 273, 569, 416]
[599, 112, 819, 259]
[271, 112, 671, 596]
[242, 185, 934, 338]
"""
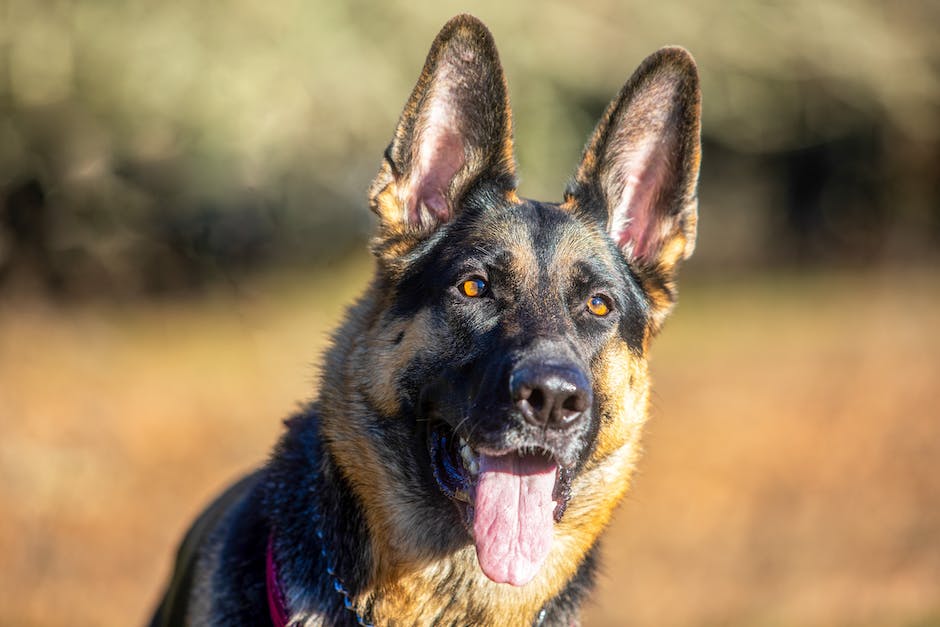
[150, 14, 700, 627]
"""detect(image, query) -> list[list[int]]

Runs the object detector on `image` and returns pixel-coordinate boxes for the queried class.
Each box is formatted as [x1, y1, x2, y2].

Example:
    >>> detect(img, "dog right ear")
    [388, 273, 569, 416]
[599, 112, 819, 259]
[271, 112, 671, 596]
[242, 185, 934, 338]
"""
[565, 47, 701, 329]
[368, 15, 516, 242]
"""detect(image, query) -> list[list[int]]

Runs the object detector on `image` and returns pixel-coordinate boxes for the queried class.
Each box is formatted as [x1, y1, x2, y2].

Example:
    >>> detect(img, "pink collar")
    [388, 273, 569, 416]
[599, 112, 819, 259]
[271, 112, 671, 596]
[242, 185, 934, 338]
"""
[266, 530, 374, 626]
[266, 534, 290, 627]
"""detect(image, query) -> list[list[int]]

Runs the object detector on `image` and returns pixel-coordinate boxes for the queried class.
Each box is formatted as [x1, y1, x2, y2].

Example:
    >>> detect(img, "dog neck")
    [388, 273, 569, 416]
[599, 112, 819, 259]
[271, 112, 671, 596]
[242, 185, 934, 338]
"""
[264, 410, 594, 626]
[264, 411, 376, 625]
[266, 529, 373, 627]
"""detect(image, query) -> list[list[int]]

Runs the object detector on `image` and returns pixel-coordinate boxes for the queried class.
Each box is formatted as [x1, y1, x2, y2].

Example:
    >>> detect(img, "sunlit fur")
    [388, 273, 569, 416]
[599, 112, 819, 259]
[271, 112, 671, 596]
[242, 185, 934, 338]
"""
[149, 14, 700, 627]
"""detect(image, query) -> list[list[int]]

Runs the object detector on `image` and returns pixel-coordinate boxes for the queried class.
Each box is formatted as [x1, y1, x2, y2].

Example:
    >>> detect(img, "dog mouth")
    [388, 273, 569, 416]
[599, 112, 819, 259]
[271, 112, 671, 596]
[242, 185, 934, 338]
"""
[427, 420, 573, 586]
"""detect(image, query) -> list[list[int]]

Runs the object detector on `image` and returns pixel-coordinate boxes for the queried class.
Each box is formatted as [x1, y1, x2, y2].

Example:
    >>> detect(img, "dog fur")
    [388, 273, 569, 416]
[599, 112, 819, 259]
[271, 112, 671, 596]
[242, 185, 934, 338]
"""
[149, 14, 701, 627]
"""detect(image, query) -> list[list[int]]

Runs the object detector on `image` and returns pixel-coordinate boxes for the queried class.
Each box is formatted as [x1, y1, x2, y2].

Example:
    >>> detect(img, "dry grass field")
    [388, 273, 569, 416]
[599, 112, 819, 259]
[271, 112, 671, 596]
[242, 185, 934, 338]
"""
[1, 261, 938, 626]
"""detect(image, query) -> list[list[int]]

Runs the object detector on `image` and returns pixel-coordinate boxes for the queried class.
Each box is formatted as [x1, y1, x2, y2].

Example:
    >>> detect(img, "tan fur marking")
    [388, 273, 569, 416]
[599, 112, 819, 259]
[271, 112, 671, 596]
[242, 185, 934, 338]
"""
[507, 238, 538, 293]
[357, 309, 429, 418]
[536, 338, 652, 577]
[590, 338, 650, 462]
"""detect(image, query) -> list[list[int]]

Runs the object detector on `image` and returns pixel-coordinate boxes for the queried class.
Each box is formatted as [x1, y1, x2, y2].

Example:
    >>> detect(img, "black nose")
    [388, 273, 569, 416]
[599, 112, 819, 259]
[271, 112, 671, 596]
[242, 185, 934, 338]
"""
[510, 364, 591, 430]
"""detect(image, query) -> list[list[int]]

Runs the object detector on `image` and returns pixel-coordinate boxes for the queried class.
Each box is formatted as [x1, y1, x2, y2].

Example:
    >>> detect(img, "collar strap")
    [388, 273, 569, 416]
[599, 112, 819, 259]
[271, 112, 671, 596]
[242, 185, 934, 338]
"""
[266, 534, 290, 627]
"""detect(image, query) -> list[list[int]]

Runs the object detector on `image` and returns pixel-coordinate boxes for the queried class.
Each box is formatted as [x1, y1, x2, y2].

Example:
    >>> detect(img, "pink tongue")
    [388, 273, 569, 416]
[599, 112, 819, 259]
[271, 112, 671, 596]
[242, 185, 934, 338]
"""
[472, 453, 558, 586]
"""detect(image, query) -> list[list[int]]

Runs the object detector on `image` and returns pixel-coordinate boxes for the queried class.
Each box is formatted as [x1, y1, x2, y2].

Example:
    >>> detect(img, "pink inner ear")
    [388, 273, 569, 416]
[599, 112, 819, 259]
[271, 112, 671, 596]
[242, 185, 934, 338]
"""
[606, 133, 676, 262]
[405, 63, 469, 227]
[408, 128, 465, 225]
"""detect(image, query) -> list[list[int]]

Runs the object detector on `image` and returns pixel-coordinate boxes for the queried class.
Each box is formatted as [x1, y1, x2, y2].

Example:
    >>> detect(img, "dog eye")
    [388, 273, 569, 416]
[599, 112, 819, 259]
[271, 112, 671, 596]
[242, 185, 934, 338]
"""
[586, 294, 611, 316]
[459, 278, 488, 298]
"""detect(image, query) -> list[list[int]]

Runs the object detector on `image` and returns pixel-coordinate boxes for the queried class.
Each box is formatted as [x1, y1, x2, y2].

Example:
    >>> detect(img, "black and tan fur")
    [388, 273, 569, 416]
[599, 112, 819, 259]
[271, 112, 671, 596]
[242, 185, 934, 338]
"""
[150, 14, 701, 627]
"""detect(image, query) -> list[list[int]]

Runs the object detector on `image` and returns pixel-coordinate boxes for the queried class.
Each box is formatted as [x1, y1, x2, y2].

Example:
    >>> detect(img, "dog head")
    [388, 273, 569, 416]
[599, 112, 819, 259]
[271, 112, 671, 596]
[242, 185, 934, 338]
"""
[324, 14, 700, 592]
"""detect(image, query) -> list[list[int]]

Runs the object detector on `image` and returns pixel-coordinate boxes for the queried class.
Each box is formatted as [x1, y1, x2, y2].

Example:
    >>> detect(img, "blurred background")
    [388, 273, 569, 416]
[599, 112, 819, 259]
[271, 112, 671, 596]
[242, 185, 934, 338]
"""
[0, 1, 937, 625]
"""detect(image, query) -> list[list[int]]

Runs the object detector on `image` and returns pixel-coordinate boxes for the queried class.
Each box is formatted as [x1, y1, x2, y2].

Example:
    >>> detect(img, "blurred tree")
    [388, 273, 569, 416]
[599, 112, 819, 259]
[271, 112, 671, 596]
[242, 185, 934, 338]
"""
[0, 0, 937, 295]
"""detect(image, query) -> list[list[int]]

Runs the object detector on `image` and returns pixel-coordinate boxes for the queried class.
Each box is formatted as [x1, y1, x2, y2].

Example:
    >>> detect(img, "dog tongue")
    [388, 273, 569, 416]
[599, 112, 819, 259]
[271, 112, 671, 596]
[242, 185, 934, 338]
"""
[472, 452, 557, 586]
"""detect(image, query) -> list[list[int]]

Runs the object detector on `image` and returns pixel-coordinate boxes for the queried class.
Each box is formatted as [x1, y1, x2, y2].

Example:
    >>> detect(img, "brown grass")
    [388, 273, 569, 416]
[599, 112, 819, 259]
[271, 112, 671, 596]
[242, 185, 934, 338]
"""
[1, 263, 938, 626]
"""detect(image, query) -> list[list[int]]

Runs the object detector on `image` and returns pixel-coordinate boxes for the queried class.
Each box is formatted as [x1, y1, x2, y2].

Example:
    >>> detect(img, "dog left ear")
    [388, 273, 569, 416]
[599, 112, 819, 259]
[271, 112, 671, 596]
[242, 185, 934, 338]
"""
[369, 15, 516, 241]
[566, 47, 701, 325]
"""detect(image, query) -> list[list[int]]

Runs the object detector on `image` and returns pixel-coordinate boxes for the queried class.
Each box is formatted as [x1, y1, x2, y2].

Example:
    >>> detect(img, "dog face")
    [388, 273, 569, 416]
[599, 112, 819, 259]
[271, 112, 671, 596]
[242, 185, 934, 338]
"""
[322, 14, 699, 601]
[389, 198, 654, 587]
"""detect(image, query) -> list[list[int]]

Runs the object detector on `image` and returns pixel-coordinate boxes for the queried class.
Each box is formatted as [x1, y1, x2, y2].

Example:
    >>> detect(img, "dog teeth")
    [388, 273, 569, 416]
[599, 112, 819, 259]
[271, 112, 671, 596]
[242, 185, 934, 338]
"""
[458, 437, 479, 476]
